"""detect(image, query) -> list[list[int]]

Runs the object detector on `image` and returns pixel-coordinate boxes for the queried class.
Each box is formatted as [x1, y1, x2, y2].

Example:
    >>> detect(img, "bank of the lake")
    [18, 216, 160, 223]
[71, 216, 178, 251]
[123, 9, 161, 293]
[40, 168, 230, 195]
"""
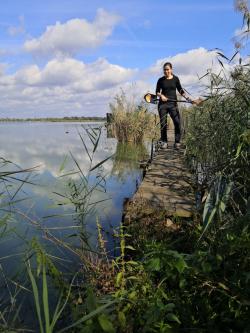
[0, 116, 106, 122]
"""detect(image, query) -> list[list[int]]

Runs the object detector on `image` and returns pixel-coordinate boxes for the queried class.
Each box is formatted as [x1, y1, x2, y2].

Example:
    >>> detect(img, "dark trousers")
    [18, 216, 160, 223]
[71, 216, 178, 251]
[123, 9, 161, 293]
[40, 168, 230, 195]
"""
[158, 103, 181, 143]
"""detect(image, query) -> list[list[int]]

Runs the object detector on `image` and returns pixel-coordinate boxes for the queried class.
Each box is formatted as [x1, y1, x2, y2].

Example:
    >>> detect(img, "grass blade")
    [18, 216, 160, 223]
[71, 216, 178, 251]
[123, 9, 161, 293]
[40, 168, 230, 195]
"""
[42, 262, 50, 333]
[77, 129, 92, 162]
[93, 128, 102, 153]
[57, 300, 117, 333]
[90, 154, 113, 172]
[27, 262, 44, 333]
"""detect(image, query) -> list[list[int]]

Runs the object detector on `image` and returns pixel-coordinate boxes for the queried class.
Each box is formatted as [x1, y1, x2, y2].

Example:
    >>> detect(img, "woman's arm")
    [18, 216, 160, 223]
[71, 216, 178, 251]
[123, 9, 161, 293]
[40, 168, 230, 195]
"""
[176, 76, 193, 102]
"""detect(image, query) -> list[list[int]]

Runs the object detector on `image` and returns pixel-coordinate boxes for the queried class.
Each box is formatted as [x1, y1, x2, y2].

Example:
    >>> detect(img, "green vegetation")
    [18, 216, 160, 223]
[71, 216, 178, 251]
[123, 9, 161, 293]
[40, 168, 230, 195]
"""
[109, 91, 158, 144]
[111, 142, 148, 180]
[0, 2, 249, 332]
[1, 54, 248, 330]
[85, 43, 249, 331]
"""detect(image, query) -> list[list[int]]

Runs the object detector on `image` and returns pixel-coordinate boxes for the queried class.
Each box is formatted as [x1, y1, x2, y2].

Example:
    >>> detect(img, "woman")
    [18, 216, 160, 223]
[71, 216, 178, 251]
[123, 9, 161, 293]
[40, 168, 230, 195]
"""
[156, 62, 192, 149]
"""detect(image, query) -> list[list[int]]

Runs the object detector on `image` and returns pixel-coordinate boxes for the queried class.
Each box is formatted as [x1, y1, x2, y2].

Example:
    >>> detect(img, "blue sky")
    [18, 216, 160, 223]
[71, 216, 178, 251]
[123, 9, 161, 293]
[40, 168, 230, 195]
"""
[0, 0, 247, 118]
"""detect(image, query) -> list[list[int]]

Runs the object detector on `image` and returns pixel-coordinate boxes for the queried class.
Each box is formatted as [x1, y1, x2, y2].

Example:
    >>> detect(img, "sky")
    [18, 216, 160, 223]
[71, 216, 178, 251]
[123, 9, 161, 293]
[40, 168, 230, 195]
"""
[0, 0, 248, 118]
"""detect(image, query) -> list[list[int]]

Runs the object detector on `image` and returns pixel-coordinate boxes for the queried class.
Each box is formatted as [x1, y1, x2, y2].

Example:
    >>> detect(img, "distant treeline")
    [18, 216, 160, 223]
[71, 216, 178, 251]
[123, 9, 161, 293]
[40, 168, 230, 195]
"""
[0, 116, 106, 122]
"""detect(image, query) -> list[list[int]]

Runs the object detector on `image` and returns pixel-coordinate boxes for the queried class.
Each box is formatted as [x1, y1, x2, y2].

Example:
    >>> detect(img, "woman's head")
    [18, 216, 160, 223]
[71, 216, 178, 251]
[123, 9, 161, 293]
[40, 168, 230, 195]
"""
[163, 62, 173, 77]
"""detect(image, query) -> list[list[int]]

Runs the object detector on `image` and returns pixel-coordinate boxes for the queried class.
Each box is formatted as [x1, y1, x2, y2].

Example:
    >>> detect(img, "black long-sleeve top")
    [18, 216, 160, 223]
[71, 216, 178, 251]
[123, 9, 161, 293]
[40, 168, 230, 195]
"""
[156, 75, 184, 105]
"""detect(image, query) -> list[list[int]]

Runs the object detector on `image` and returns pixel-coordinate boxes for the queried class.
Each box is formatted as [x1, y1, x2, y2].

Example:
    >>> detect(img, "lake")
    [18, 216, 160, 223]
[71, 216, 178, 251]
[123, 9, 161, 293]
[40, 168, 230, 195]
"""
[0, 121, 149, 276]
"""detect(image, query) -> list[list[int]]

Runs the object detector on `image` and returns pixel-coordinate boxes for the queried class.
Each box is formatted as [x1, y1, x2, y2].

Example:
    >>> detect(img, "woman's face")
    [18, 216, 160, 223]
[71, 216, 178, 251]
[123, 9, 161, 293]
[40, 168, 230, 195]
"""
[163, 65, 172, 77]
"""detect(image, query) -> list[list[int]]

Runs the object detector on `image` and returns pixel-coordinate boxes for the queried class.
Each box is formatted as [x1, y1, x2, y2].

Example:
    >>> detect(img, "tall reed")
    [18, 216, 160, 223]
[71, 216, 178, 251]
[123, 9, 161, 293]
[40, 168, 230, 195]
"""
[109, 91, 157, 144]
[184, 50, 249, 238]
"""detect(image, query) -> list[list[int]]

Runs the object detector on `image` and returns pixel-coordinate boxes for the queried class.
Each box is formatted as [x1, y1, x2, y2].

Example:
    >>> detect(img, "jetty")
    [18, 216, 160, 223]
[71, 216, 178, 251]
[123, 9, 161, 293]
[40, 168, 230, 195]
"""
[124, 129, 195, 221]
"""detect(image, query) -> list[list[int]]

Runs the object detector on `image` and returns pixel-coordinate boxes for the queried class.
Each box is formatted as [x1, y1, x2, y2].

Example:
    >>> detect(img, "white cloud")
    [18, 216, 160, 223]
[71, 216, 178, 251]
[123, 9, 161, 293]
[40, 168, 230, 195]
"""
[148, 47, 217, 77]
[12, 57, 135, 89]
[0, 47, 239, 118]
[146, 47, 233, 96]
[0, 63, 8, 76]
[8, 15, 25, 36]
[0, 57, 137, 118]
[24, 9, 121, 56]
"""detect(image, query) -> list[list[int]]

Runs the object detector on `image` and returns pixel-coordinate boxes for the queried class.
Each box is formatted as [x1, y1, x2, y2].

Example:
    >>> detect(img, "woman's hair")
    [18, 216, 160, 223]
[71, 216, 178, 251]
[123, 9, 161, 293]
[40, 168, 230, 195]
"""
[163, 62, 172, 69]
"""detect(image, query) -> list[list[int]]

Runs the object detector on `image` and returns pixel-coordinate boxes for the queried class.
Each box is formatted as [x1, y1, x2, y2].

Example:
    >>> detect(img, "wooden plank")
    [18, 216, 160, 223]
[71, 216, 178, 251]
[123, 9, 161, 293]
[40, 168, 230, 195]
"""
[124, 130, 195, 219]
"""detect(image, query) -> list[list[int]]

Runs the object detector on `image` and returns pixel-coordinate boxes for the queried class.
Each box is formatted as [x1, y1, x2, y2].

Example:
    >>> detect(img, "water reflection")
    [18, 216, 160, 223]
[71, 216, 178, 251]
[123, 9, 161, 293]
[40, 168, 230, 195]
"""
[0, 122, 149, 262]
[111, 142, 148, 182]
[0, 122, 151, 328]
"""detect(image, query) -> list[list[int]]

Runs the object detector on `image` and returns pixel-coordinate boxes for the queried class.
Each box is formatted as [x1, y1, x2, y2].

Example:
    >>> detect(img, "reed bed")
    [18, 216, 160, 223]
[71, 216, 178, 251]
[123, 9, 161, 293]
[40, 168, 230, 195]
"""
[109, 92, 157, 144]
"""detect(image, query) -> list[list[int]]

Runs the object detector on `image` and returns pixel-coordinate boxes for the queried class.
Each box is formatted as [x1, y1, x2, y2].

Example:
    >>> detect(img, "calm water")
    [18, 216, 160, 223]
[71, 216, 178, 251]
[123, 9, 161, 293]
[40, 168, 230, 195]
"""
[0, 122, 149, 274]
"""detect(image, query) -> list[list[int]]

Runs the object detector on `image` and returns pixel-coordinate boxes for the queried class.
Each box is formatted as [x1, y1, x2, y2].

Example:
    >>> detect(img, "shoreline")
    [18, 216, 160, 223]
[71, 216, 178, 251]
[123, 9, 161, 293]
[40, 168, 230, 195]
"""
[0, 118, 106, 123]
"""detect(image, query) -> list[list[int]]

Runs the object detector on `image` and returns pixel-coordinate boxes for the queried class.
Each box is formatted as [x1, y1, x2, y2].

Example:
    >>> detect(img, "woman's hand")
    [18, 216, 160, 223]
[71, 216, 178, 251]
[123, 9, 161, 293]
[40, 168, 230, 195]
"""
[183, 94, 191, 103]
[157, 93, 168, 102]
[161, 94, 168, 102]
